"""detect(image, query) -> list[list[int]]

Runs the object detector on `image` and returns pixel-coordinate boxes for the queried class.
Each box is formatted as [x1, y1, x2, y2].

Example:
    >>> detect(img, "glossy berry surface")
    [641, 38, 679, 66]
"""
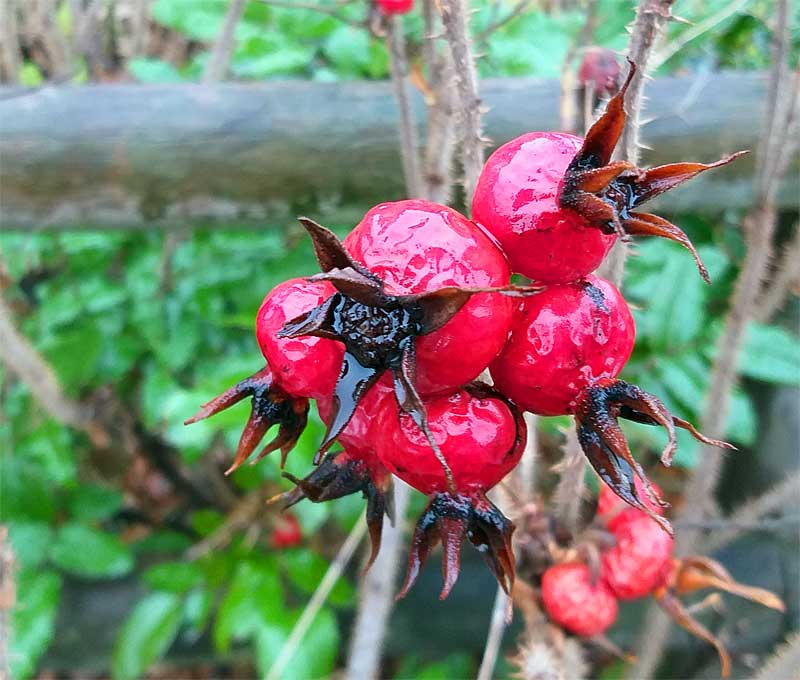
[601, 508, 674, 600]
[344, 200, 514, 395]
[541, 562, 618, 637]
[375, 383, 525, 495]
[256, 278, 343, 399]
[472, 132, 617, 284]
[377, 0, 413, 13]
[490, 276, 635, 415]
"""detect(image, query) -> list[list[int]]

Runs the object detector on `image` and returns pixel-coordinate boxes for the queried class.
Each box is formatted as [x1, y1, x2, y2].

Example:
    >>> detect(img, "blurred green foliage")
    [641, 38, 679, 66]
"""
[3, 0, 798, 678]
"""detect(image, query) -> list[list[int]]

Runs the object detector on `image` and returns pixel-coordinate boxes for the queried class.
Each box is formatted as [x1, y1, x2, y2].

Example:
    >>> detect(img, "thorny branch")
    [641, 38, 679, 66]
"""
[387, 16, 424, 198]
[630, 1, 798, 676]
[601, 0, 676, 287]
[439, 0, 486, 207]
[754, 220, 800, 322]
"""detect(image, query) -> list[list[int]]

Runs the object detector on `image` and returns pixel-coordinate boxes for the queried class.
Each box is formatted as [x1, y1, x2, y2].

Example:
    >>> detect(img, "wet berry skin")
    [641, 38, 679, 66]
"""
[344, 200, 514, 396]
[601, 508, 674, 600]
[541, 562, 618, 637]
[374, 384, 525, 496]
[490, 275, 635, 416]
[256, 278, 343, 399]
[472, 132, 617, 284]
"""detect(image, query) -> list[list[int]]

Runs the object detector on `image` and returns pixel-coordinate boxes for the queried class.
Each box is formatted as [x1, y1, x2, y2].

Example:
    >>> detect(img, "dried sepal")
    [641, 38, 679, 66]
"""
[184, 366, 309, 473]
[272, 450, 393, 572]
[397, 493, 516, 600]
[575, 378, 735, 536]
[559, 61, 747, 283]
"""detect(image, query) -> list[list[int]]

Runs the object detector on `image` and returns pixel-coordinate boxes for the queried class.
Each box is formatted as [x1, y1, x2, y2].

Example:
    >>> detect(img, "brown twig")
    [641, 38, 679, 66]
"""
[345, 483, 412, 680]
[552, 427, 586, 534]
[630, 3, 798, 676]
[439, 0, 486, 207]
[601, 0, 676, 287]
[559, 1, 600, 134]
[0, 0, 21, 84]
[387, 16, 424, 198]
[475, 0, 532, 44]
[754, 221, 800, 322]
[203, 0, 247, 83]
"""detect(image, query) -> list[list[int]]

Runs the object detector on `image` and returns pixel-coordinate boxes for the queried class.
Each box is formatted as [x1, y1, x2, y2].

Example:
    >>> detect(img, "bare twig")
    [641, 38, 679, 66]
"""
[651, 0, 752, 69]
[475, 0, 532, 44]
[185, 486, 268, 560]
[387, 17, 424, 198]
[754, 221, 800, 322]
[0, 1, 21, 84]
[701, 472, 800, 552]
[559, 1, 600, 133]
[602, 0, 676, 287]
[552, 427, 586, 533]
[439, 0, 486, 207]
[477, 588, 512, 680]
[0, 527, 14, 680]
[203, 0, 247, 83]
[421, 0, 458, 204]
[630, 3, 798, 676]
[345, 483, 411, 680]
[255, 0, 363, 27]
[268, 514, 366, 680]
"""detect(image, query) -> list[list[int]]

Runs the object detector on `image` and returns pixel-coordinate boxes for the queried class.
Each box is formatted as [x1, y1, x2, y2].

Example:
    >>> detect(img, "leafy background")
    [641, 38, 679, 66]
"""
[2, 0, 798, 678]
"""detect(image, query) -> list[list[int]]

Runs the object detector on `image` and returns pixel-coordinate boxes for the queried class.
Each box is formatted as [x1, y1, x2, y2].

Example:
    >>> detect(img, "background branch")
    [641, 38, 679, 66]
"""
[203, 0, 247, 83]
[754, 220, 800, 322]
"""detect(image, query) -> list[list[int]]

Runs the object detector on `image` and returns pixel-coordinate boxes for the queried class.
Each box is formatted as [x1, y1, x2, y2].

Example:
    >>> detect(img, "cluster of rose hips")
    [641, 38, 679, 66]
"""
[187, 64, 743, 600]
[541, 480, 784, 677]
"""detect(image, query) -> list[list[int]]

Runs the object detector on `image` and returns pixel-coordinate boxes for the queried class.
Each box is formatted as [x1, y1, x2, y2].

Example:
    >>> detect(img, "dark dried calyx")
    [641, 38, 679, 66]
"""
[279, 217, 534, 492]
[559, 61, 747, 284]
[574, 378, 735, 535]
[397, 492, 516, 600]
[272, 451, 394, 571]
[184, 366, 309, 473]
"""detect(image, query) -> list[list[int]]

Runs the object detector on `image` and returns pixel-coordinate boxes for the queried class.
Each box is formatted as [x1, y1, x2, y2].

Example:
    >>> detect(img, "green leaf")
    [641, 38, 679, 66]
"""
[67, 484, 124, 522]
[255, 606, 340, 680]
[323, 26, 372, 78]
[18, 61, 44, 86]
[739, 323, 800, 384]
[281, 551, 354, 606]
[111, 592, 184, 680]
[143, 561, 204, 593]
[50, 524, 134, 579]
[214, 559, 284, 652]
[11, 570, 62, 680]
[1, 458, 56, 522]
[184, 587, 214, 635]
[128, 57, 184, 83]
[8, 521, 53, 569]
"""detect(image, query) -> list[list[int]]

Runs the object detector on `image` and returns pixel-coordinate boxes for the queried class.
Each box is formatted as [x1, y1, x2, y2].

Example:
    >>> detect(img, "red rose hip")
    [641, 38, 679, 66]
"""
[542, 562, 618, 637]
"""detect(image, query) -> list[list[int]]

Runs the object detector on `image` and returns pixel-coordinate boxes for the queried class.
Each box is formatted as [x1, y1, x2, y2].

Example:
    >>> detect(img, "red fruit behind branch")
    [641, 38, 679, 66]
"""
[344, 200, 515, 395]
[577, 47, 622, 100]
[541, 562, 618, 637]
[270, 513, 303, 548]
[601, 508, 674, 600]
[376, 0, 413, 14]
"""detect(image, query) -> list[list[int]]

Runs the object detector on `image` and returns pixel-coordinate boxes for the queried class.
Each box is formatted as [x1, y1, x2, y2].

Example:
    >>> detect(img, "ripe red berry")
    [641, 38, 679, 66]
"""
[472, 65, 744, 284]
[376, 0, 413, 14]
[490, 276, 634, 416]
[600, 508, 674, 600]
[577, 47, 622, 100]
[270, 513, 303, 548]
[541, 562, 618, 637]
[344, 200, 515, 396]
[256, 278, 343, 399]
[473, 132, 617, 284]
[374, 382, 526, 598]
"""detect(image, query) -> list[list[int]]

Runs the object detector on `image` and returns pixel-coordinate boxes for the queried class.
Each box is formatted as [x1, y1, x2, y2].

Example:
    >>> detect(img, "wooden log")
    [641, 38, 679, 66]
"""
[0, 71, 794, 231]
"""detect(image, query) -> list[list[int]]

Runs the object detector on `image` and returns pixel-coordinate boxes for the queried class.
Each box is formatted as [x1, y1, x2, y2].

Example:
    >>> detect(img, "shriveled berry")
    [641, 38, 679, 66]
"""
[256, 278, 343, 399]
[541, 562, 618, 637]
[601, 508, 674, 600]
[344, 200, 515, 395]
[490, 276, 634, 416]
